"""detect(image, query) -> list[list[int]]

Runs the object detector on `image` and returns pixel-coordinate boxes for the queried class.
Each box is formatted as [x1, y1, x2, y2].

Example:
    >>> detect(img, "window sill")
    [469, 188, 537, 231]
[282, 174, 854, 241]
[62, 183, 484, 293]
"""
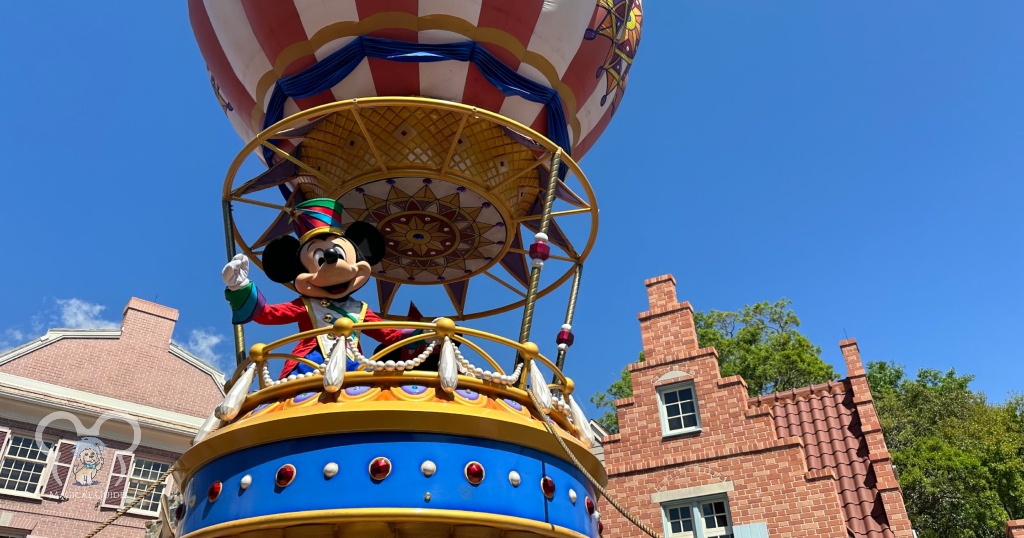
[661, 427, 702, 440]
[125, 507, 160, 518]
[0, 489, 44, 501]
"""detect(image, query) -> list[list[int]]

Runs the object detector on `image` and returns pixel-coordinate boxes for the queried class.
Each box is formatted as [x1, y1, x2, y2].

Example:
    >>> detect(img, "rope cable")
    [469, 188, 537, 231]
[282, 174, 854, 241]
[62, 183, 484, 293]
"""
[84, 465, 176, 538]
[524, 386, 663, 538]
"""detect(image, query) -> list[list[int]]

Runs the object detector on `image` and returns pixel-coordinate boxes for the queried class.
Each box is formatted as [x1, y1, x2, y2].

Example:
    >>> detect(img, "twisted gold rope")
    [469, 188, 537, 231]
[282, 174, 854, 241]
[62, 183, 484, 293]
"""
[84, 465, 175, 538]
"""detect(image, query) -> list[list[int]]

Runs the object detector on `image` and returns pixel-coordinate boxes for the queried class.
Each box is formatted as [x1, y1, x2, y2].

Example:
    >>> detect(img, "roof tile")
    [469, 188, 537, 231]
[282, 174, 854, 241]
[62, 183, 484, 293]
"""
[756, 380, 896, 537]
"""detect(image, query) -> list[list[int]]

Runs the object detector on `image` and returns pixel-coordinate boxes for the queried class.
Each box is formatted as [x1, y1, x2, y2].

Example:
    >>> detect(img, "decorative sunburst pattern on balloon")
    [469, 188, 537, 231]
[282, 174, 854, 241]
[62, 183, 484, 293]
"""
[338, 177, 508, 284]
[585, 0, 644, 108]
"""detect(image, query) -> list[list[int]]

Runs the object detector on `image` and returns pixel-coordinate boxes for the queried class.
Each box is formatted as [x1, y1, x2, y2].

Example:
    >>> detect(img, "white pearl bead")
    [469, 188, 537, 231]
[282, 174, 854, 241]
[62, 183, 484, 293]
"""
[561, 324, 572, 331]
[534, 232, 548, 242]
[558, 343, 568, 351]
[473, 367, 484, 377]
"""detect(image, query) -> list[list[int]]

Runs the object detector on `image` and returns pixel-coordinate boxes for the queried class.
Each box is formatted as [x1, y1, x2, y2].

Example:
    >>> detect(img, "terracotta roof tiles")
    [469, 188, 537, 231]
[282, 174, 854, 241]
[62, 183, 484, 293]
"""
[752, 380, 895, 538]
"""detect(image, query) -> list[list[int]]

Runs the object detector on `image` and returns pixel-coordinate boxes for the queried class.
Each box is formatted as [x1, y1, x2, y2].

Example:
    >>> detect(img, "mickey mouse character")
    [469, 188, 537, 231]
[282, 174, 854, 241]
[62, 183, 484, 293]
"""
[222, 198, 415, 379]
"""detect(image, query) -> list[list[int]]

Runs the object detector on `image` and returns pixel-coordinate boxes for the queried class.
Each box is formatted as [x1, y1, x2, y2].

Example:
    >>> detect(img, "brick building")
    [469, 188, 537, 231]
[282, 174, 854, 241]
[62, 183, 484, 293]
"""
[599, 275, 915, 538]
[0, 299, 224, 538]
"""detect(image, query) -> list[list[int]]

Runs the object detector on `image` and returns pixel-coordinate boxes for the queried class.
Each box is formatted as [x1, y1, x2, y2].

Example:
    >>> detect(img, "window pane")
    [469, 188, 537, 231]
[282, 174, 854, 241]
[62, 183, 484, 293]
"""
[664, 390, 679, 404]
[123, 458, 170, 512]
[714, 501, 725, 512]
[666, 503, 693, 536]
[665, 403, 681, 418]
[682, 401, 695, 414]
[717, 515, 728, 526]
[668, 417, 683, 431]
[679, 388, 693, 401]
[683, 415, 697, 428]
[0, 436, 51, 494]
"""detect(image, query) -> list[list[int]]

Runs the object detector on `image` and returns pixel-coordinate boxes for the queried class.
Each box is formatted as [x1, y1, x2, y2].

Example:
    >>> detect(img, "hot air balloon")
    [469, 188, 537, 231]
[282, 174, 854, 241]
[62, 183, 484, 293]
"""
[193, 0, 645, 320]
[155, 3, 649, 538]
[191, 0, 643, 161]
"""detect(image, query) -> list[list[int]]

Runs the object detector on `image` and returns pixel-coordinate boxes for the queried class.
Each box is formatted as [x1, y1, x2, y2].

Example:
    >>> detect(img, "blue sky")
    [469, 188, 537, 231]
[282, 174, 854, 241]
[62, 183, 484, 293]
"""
[1, 2, 1021, 416]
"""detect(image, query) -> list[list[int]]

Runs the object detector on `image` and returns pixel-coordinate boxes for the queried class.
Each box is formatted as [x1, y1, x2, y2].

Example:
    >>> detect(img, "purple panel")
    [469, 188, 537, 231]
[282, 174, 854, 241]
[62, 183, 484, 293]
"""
[500, 126, 544, 150]
[377, 280, 398, 315]
[236, 157, 299, 196]
[554, 180, 586, 208]
[444, 280, 469, 315]
[499, 230, 530, 288]
[537, 163, 587, 208]
[522, 199, 574, 256]
[253, 211, 296, 249]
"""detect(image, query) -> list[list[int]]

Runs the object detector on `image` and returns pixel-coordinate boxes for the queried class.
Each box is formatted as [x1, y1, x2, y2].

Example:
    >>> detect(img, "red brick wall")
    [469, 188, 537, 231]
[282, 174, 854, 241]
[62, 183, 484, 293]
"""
[0, 298, 222, 418]
[1008, 519, 1024, 538]
[0, 418, 177, 538]
[601, 275, 870, 537]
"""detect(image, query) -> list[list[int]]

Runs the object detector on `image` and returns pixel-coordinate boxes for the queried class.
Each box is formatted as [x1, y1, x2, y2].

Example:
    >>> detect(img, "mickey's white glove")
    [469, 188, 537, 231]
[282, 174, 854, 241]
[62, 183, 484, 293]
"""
[221, 254, 251, 291]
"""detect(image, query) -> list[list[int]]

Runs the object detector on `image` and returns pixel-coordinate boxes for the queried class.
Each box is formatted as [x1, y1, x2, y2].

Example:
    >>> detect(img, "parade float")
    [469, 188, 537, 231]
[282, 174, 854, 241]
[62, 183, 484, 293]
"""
[148, 2, 648, 536]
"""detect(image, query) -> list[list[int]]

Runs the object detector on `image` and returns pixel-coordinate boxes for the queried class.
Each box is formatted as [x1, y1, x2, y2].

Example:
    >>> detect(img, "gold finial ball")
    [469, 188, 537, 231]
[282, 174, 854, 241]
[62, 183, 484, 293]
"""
[434, 317, 457, 337]
[563, 377, 575, 396]
[249, 343, 266, 361]
[520, 342, 539, 359]
[333, 317, 355, 336]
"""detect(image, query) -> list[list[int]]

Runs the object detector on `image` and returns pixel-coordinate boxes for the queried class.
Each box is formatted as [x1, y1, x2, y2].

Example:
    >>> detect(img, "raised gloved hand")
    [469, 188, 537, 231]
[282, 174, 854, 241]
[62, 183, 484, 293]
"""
[221, 254, 251, 291]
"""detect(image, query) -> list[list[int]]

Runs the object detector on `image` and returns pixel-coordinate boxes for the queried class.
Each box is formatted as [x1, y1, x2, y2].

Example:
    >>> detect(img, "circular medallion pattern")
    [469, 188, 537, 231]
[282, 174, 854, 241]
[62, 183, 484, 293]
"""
[339, 177, 508, 283]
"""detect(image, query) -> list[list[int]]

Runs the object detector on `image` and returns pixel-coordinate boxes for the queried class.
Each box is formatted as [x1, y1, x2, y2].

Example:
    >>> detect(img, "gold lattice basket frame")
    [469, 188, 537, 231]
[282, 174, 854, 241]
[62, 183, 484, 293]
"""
[222, 97, 599, 320]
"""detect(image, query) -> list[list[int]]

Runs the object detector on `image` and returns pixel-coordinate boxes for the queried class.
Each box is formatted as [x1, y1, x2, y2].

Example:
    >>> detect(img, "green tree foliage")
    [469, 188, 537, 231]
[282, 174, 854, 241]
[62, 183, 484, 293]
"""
[694, 299, 838, 396]
[867, 362, 1024, 538]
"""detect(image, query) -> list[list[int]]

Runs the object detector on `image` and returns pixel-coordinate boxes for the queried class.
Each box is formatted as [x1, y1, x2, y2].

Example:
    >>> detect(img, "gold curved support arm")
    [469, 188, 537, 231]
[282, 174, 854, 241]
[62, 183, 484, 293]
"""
[449, 335, 504, 374]
[363, 332, 439, 364]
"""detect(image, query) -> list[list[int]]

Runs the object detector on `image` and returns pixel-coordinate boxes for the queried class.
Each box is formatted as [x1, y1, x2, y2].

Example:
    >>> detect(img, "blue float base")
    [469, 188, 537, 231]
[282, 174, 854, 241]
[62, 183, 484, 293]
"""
[181, 432, 598, 537]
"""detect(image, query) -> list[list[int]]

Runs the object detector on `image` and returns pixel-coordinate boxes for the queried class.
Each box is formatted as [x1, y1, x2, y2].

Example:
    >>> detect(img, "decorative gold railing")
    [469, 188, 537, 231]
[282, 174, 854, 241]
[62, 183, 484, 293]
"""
[197, 318, 598, 449]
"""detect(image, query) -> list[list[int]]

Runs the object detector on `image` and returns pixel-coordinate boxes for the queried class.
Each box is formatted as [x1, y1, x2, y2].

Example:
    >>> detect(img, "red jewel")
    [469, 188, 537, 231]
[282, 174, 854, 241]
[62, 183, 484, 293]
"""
[556, 329, 574, 346]
[174, 503, 186, 521]
[541, 476, 555, 498]
[206, 481, 221, 503]
[528, 241, 550, 261]
[275, 464, 296, 487]
[598, 520, 604, 535]
[465, 462, 485, 485]
[369, 457, 392, 481]
[586, 496, 595, 515]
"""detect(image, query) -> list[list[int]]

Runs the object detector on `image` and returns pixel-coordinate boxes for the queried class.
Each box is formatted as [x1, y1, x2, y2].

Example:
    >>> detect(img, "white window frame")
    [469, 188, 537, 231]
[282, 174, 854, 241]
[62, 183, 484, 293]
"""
[662, 495, 734, 538]
[0, 432, 55, 499]
[657, 381, 702, 437]
[123, 456, 171, 517]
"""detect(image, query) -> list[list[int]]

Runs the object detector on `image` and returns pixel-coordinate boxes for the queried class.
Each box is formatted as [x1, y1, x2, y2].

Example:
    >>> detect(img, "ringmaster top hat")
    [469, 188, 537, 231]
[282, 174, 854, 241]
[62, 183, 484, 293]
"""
[289, 198, 345, 243]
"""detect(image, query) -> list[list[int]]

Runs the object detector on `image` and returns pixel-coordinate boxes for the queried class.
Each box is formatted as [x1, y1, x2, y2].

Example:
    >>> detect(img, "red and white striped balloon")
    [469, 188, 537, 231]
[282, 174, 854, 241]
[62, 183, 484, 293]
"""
[189, 0, 643, 159]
